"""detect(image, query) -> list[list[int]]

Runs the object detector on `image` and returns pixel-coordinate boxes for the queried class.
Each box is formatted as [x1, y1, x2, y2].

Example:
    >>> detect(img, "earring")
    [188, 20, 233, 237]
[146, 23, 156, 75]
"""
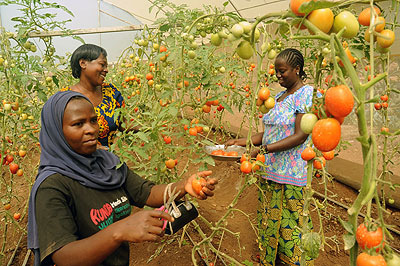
[296, 72, 299, 75]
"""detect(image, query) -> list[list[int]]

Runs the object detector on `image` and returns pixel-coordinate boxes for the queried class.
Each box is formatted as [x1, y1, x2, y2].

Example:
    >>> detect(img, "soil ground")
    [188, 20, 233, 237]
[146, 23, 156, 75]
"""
[6, 125, 400, 266]
[129, 125, 400, 266]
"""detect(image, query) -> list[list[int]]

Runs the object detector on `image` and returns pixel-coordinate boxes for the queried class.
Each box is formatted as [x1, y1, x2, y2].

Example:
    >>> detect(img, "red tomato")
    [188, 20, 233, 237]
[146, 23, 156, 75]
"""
[13, 212, 21, 221]
[226, 151, 239, 157]
[356, 252, 386, 266]
[240, 161, 252, 174]
[9, 163, 19, 174]
[374, 103, 382, 110]
[145, 73, 153, 80]
[188, 128, 197, 136]
[380, 95, 388, 102]
[381, 102, 388, 109]
[165, 159, 176, 169]
[256, 153, 265, 163]
[356, 223, 385, 251]
[163, 136, 172, 144]
[192, 178, 206, 194]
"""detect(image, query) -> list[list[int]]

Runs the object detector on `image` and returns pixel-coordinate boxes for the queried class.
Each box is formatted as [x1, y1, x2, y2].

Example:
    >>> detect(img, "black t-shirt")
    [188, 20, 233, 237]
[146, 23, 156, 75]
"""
[35, 169, 155, 266]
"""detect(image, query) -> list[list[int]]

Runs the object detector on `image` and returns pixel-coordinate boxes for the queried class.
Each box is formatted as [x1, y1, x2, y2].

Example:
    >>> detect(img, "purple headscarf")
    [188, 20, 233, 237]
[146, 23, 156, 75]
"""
[27, 91, 127, 264]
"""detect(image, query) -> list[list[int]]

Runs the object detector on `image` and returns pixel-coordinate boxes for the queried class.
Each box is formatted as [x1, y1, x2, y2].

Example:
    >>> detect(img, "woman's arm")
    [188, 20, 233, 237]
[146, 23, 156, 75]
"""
[52, 209, 172, 266]
[145, 171, 217, 207]
[253, 113, 308, 156]
[225, 132, 264, 147]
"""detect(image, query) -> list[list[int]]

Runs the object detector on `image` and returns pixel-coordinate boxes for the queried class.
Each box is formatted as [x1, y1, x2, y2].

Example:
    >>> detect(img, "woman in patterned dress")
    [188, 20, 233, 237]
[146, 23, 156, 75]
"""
[226, 48, 315, 266]
[62, 44, 137, 148]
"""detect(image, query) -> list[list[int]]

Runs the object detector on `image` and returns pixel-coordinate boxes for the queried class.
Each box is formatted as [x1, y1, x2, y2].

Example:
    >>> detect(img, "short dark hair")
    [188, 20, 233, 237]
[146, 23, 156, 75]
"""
[276, 48, 307, 80]
[70, 44, 107, 79]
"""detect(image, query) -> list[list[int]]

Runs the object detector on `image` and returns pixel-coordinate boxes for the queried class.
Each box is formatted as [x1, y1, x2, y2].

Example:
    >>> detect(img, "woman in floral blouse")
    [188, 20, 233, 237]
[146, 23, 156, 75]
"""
[226, 48, 315, 266]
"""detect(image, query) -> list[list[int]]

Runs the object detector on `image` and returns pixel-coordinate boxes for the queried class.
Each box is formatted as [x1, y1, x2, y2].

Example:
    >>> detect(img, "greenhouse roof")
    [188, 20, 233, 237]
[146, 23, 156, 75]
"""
[104, 0, 291, 24]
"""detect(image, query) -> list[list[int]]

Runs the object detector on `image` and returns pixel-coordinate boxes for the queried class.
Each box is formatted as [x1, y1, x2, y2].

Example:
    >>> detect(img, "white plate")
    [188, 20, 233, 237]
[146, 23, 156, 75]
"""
[204, 145, 246, 161]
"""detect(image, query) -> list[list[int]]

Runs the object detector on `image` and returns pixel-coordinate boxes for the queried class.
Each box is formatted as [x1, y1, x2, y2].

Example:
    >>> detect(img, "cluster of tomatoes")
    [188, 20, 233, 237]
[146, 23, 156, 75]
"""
[355, 222, 400, 266]
[240, 153, 266, 174]
[202, 99, 223, 114]
[210, 149, 238, 157]
[300, 84, 354, 170]
[256, 87, 275, 114]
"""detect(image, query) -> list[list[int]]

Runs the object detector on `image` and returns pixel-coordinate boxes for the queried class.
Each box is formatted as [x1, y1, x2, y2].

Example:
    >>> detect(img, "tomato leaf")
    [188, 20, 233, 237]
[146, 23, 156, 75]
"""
[298, 0, 342, 14]
[338, 217, 353, 233]
[365, 96, 380, 103]
[343, 233, 356, 250]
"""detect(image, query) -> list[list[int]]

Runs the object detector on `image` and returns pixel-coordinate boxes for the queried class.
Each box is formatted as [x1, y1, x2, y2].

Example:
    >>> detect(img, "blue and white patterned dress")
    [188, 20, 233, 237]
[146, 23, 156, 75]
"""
[261, 85, 314, 187]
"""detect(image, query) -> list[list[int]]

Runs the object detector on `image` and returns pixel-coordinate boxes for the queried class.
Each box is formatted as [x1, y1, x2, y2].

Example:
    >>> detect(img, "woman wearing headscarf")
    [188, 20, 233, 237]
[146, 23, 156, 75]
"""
[28, 91, 217, 266]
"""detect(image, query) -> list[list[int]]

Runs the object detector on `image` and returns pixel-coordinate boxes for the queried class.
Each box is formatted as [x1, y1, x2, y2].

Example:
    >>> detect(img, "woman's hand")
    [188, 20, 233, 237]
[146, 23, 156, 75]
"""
[116, 209, 174, 243]
[224, 138, 247, 147]
[184, 171, 217, 200]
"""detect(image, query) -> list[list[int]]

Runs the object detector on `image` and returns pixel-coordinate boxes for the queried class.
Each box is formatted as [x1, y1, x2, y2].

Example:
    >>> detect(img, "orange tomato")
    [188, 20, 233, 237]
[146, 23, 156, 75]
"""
[377, 29, 395, 48]
[307, 8, 334, 34]
[313, 157, 326, 170]
[358, 7, 381, 26]
[240, 154, 250, 163]
[192, 177, 206, 194]
[211, 150, 224, 156]
[240, 161, 252, 174]
[325, 85, 354, 118]
[322, 150, 335, 160]
[202, 105, 211, 113]
[188, 127, 197, 136]
[165, 159, 176, 169]
[145, 73, 153, 80]
[159, 45, 167, 53]
[258, 87, 271, 101]
[312, 118, 341, 152]
[13, 213, 21, 221]
[256, 153, 265, 163]
[375, 16, 385, 32]
[226, 151, 239, 157]
[290, 0, 311, 16]
[356, 253, 386, 266]
[301, 147, 316, 161]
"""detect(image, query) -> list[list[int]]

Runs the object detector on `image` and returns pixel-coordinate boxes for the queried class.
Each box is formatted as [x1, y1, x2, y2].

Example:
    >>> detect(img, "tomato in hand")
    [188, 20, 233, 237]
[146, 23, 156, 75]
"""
[192, 178, 206, 195]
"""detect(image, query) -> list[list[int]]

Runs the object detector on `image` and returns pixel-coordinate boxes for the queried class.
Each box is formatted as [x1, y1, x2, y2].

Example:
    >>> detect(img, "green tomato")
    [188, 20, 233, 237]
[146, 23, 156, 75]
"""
[153, 43, 160, 50]
[210, 33, 222, 46]
[239, 21, 252, 34]
[218, 30, 228, 39]
[188, 50, 196, 59]
[386, 254, 400, 266]
[3, 103, 11, 111]
[203, 126, 210, 133]
[300, 113, 318, 134]
[376, 43, 390, 54]
[259, 104, 269, 114]
[30, 44, 37, 52]
[219, 66, 226, 73]
[227, 33, 237, 42]
[231, 24, 244, 38]
[332, 11, 359, 39]
[388, 198, 395, 205]
[23, 42, 31, 50]
[267, 49, 277, 60]
[236, 40, 254, 60]
[189, 41, 198, 49]
[200, 31, 207, 38]
[254, 28, 261, 42]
